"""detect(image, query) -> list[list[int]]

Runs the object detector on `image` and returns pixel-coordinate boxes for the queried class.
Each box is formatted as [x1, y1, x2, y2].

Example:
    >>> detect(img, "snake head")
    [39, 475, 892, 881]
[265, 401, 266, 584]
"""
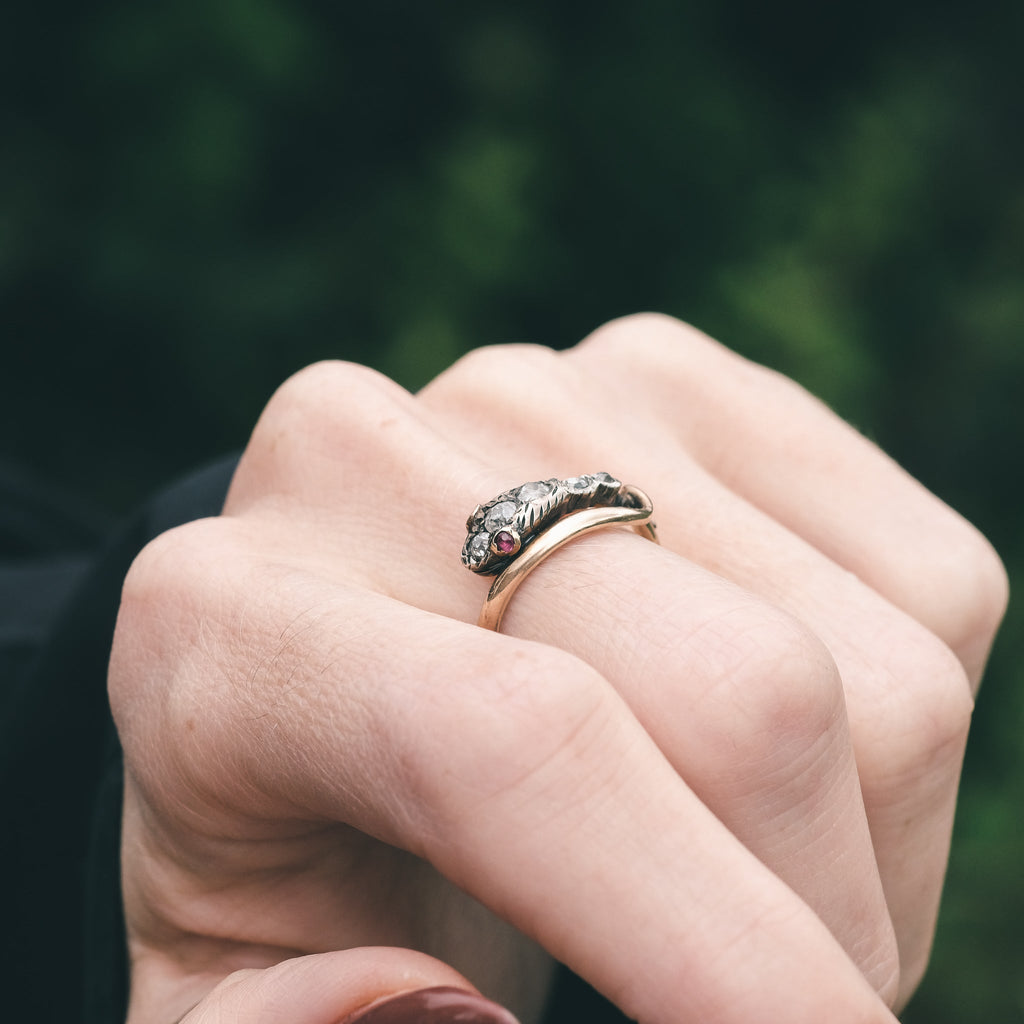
[461, 473, 624, 576]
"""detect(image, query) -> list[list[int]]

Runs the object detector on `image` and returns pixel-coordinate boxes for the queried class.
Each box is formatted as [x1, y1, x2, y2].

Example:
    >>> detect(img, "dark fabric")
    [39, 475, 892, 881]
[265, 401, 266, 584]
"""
[1, 457, 626, 1024]
[1, 458, 237, 1024]
[0, 459, 108, 558]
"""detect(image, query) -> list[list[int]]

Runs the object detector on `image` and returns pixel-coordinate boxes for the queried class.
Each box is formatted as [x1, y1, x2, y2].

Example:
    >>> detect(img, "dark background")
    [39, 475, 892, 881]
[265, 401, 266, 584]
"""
[1, 2, 1021, 1019]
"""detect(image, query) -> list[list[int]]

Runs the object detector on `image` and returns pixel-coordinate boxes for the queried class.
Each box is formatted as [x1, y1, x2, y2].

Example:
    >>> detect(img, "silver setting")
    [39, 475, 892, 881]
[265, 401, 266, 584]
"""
[461, 472, 639, 576]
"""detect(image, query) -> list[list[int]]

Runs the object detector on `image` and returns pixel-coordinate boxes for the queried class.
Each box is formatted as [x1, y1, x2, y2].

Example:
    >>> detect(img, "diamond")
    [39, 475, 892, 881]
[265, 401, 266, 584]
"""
[484, 500, 517, 531]
[564, 475, 592, 491]
[467, 532, 491, 565]
[517, 480, 552, 502]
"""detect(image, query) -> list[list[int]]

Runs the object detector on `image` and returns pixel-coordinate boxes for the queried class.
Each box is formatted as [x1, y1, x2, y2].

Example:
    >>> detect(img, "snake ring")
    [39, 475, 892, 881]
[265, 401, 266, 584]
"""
[462, 473, 659, 631]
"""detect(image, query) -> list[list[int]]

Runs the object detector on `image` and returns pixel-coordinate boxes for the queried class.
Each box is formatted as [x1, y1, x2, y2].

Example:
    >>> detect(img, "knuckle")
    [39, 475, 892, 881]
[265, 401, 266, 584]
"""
[258, 359, 411, 451]
[576, 311, 715, 365]
[451, 341, 563, 379]
[572, 313, 758, 418]
[580, 311, 699, 348]
[864, 626, 974, 789]
[111, 518, 248, 716]
[118, 523, 195, 632]
[112, 519, 287, 807]
[120, 516, 242, 610]
[688, 602, 846, 772]
[422, 343, 601, 456]
[422, 342, 566, 411]
[928, 526, 1009, 671]
[230, 360, 420, 509]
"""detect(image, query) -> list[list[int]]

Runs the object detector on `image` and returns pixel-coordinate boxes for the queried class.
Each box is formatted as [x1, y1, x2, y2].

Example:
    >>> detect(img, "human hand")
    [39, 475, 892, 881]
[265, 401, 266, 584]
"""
[109, 314, 1007, 1024]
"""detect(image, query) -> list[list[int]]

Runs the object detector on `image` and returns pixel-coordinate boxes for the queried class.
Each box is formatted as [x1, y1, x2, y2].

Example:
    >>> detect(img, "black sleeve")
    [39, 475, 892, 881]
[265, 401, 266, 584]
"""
[1, 458, 237, 1024]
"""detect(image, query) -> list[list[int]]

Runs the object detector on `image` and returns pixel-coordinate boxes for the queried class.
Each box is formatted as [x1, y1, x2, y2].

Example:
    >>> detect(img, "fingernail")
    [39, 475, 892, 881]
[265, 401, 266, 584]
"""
[340, 987, 521, 1024]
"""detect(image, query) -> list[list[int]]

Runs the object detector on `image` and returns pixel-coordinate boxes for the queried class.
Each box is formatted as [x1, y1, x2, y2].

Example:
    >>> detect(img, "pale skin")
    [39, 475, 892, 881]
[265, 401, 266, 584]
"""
[109, 314, 1008, 1024]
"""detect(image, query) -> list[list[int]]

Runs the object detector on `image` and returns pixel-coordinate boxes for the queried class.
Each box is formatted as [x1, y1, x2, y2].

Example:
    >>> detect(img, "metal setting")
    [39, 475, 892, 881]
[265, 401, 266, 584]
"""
[461, 473, 659, 632]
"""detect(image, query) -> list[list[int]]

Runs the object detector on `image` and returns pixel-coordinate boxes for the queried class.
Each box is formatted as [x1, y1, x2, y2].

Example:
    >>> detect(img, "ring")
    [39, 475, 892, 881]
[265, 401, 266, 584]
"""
[461, 472, 659, 631]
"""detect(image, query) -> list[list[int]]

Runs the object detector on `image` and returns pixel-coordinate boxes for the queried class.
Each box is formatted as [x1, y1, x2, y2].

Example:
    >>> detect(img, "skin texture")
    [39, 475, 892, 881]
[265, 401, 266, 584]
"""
[109, 315, 1008, 1024]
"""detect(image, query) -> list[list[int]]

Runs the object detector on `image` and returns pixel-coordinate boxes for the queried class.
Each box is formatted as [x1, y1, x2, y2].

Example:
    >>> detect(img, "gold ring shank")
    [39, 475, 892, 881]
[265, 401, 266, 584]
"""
[478, 484, 658, 632]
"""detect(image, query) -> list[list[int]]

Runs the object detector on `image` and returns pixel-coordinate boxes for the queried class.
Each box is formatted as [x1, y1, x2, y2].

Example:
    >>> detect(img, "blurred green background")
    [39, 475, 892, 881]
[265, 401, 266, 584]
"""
[1, 1, 1020, 1019]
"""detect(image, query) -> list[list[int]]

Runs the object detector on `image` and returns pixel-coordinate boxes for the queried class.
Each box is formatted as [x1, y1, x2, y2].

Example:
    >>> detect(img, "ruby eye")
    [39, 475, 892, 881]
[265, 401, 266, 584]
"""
[494, 531, 516, 554]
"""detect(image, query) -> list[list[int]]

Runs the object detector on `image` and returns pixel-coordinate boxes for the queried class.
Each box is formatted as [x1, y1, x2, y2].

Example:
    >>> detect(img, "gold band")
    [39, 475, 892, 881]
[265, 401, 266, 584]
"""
[478, 484, 658, 632]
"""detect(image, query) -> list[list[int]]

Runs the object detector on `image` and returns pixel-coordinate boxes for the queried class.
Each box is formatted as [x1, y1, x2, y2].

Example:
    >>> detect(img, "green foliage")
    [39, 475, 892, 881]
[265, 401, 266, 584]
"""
[1, 2, 1020, 1018]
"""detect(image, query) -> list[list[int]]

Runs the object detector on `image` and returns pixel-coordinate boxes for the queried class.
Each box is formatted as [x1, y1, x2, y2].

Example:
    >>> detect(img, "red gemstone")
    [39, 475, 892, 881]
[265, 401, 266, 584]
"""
[494, 531, 515, 554]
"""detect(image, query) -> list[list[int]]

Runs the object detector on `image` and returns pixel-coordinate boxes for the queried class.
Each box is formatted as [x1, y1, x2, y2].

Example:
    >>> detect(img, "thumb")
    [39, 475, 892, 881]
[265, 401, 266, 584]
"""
[175, 948, 522, 1024]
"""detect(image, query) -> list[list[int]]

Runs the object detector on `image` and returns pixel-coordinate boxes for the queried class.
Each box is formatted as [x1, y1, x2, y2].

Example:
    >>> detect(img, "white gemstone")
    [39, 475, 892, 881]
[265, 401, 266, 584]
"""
[565, 475, 592, 491]
[484, 501, 517, 530]
[468, 532, 491, 563]
[517, 480, 552, 502]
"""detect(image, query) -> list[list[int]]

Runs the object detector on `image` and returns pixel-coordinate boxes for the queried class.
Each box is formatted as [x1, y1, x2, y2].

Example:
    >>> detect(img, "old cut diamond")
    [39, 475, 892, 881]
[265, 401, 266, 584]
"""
[484, 501, 517, 531]
[467, 532, 491, 565]
[516, 480, 552, 502]
[564, 474, 592, 492]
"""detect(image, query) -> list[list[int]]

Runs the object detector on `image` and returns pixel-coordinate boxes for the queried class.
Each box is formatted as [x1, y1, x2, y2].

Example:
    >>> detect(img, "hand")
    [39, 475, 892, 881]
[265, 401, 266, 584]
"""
[109, 314, 1007, 1024]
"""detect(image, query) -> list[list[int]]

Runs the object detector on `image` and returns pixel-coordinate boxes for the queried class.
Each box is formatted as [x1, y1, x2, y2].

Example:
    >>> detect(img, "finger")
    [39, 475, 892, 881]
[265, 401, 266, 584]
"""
[226, 362, 896, 994]
[572, 313, 1009, 687]
[567, 320, 988, 1003]
[113, 534, 897, 1024]
[165, 948, 509, 1024]
[418, 340, 974, 1004]
[494, 486, 962, 1009]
